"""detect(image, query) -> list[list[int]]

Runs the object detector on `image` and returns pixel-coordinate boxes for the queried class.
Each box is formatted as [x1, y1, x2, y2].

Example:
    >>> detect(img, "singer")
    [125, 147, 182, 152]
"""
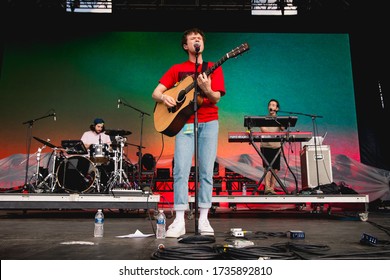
[152, 28, 226, 238]
[259, 99, 284, 195]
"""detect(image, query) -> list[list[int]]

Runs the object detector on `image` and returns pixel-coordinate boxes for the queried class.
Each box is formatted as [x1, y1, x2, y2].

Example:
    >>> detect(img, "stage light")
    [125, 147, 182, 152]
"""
[251, 0, 298, 16]
[141, 153, 156, 171]
[66, 0, 112, 13]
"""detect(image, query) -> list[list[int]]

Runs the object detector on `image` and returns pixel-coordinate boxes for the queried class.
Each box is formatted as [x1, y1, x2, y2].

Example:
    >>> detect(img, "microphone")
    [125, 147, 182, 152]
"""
[53, 112, 56, 121]
[194, 43, 200, 53]
[117, 99, 121, 109]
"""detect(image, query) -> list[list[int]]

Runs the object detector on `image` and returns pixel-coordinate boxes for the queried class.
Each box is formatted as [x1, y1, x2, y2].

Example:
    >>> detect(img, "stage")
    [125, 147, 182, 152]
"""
[0, 191, 369, 222]
[0, 206, 389, 260]
[189, 194, 370, 221]
[0, 192, 160, 210]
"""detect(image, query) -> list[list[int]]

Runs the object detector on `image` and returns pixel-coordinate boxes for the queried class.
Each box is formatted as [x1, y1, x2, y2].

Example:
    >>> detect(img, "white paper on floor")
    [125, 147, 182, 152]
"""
[116, 229, 154, 238]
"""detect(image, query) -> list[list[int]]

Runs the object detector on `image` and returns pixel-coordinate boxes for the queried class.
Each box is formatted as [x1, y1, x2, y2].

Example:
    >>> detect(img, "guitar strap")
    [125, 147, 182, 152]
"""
[198, 61, 208, 97]
[202, 61, 208, 73]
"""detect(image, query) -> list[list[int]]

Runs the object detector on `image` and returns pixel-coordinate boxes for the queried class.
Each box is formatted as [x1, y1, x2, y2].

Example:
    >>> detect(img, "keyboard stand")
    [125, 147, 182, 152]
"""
[247, 129, 289, 195]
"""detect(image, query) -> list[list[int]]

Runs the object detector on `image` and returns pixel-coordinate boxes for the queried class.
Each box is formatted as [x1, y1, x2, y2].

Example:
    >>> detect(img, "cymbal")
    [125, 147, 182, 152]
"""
[33, 136, 60, 149]
[105, 129, 132, 136]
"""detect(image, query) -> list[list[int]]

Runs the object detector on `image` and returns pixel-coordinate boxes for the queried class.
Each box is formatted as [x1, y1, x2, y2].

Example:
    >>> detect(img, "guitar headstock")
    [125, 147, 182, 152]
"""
[226, 43, 250, 59]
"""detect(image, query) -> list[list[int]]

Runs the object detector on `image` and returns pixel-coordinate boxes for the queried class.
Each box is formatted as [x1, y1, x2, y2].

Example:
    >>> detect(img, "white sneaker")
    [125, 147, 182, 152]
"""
[198, 219, 214, 236]
[166, 219, 186, 238]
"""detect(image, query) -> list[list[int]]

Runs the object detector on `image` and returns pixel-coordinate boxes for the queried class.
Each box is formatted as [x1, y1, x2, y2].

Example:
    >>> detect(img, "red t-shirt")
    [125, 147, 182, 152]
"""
[159, 60, 225, 123]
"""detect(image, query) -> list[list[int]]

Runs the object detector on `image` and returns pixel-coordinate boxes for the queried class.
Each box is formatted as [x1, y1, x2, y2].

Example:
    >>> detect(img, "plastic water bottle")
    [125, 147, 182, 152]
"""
[242, 182, 247, 196]
[156, 209, 166, 239]
[94, 209, 104, 237]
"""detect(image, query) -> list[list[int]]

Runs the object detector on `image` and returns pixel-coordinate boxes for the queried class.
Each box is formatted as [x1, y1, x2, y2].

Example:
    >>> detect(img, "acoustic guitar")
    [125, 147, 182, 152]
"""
[153, 42, 250, 137]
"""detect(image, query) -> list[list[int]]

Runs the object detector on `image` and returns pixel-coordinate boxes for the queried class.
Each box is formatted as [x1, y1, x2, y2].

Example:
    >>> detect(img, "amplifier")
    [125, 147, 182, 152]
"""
[300, 145, 333, 189]
[156, 168, 170, 179]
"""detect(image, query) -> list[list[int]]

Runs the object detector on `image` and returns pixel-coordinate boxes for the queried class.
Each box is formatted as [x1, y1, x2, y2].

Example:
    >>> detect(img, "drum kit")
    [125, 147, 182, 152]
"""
[29, 129, 138, 194]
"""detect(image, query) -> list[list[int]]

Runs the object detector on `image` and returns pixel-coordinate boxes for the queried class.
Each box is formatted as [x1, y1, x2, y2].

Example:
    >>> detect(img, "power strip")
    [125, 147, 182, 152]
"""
[232, 240, 254, 248]
[288, 230, 305, 239]
[232, 231, 244, 237]
[360, 233, 377, 245]
[230, 228, 243, 237]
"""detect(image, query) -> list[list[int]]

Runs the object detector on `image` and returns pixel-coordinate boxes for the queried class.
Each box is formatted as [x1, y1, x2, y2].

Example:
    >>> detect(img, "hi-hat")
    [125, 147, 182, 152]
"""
[33, 136, 62, 149]
[105, 129, 132, 136]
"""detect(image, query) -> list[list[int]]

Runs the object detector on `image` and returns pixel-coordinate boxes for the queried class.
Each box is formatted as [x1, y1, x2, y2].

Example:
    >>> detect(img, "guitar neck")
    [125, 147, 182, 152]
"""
[183, 57, 228, 94]
[205, 56, 227, 77]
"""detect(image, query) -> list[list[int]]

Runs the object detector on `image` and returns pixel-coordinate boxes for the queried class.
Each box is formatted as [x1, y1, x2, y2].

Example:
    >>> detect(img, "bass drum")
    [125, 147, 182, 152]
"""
[56, 156, 97, 193]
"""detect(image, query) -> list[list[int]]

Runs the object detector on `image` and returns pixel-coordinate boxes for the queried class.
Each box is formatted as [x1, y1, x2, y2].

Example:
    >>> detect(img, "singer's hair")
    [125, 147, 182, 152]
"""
[268, 98, 280, 110]
[90, 123, 105, 132]
[181, 28, 205, 53]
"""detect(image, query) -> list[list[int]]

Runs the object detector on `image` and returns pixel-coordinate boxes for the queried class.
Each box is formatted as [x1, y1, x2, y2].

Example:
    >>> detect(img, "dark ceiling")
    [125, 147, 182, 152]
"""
[2, 0, 354, 11]
[0, 0, 380, 33]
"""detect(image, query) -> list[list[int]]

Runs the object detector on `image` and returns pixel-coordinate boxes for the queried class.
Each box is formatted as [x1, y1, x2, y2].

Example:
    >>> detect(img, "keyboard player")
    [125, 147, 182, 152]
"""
[260, 99, 284, 195]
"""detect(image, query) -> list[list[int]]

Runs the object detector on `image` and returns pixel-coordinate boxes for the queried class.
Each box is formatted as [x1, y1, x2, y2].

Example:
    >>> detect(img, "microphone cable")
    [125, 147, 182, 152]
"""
[151, 245, 221, 260]
[271, 241, 331, 256]
[312, 249, 390, 260]
[280, 142, 299, 194]
[215, 244, 299, 260]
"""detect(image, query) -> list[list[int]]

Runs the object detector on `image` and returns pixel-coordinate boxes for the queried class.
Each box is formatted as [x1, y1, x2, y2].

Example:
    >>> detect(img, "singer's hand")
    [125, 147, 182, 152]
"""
[162, 94, 176, 108]
[197, 73, 212, 95]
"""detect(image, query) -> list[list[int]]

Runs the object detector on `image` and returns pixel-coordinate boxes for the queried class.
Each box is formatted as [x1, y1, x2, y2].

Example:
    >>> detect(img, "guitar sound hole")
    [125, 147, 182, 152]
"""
[177, 90, 186, 103]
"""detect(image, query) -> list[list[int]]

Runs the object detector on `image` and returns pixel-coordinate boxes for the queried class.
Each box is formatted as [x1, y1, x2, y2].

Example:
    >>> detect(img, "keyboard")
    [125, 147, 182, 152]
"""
[228, 131, 312, 143]
[110, 188, 144, 196]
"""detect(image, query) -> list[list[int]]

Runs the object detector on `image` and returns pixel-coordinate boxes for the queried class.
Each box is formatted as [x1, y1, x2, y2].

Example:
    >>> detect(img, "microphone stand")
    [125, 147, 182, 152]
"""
[125, 142, 146, 184]
[279, 110, 323, 188]
[118, 101, 150, 188]
[180, 49, 215, 244]
[22, 113, 55, 192]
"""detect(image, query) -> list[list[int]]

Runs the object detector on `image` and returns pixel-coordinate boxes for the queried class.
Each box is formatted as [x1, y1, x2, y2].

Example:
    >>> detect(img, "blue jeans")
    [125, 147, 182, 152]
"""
[173, 120, 218, 210]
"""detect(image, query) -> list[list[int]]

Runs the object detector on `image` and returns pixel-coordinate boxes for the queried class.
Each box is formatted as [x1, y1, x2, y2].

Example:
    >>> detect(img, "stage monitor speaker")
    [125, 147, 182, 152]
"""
[156, 168, 170, 179]
[300, 145, 333, 189]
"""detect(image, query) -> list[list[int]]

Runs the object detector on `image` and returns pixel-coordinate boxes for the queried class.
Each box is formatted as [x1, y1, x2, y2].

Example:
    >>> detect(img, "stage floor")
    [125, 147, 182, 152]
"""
[1, 206, 390, 260]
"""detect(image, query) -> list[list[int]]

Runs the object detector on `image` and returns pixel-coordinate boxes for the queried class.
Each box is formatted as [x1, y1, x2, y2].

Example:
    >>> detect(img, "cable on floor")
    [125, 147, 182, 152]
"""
[214, 244, 300, 260]
[255, 231, 288, 238]
[223, 230, 288, 243]
[313, 249, 390, 259]
[151, 245, 222, 260]
[271, 241, 331, 255]
[366, 219, 390, 237]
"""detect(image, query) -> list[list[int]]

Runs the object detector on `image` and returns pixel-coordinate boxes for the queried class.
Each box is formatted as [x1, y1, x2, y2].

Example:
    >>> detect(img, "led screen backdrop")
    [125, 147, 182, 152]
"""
[0, 32, 359, 166]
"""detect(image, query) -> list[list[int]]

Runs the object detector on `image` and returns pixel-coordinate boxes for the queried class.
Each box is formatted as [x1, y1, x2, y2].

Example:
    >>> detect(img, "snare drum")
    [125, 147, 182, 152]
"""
[56, 155, 97, 193]
[89, 143, 110, 165]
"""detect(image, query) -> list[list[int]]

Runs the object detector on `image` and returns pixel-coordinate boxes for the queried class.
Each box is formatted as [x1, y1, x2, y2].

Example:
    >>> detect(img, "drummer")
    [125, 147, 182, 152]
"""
[81, 118, 112, 150]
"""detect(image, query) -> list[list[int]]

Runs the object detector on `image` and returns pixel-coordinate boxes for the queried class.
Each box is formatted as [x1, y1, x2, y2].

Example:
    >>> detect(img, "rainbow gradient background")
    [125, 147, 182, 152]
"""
[0, 32, 359, 166]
